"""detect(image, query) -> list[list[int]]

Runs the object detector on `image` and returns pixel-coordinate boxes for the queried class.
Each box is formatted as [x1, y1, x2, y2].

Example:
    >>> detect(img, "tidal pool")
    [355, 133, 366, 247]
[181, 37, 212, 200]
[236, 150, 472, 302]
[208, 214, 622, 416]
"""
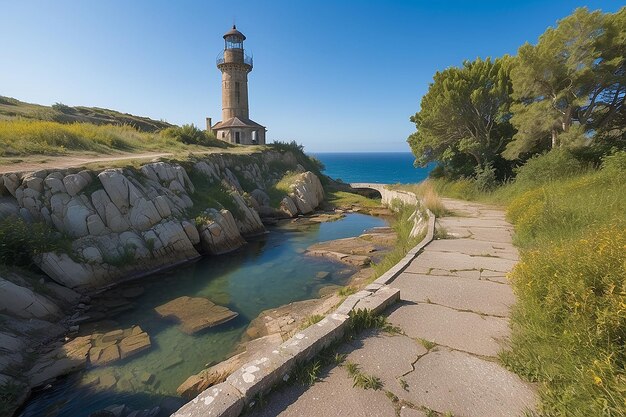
[19, 213, 387, 417]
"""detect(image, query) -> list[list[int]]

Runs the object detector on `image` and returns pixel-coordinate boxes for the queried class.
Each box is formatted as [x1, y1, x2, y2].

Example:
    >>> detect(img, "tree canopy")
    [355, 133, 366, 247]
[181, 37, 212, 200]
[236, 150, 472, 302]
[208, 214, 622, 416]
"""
[504, 7, 626, 159]
[408, 57, 514, 178]
[409, 6, 626, 178]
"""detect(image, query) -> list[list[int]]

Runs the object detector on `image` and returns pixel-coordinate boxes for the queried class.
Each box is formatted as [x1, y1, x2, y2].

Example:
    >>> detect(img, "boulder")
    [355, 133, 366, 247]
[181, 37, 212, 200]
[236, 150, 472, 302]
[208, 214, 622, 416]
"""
[231, 192, 265, 236]
[280, 196, 298, 217]
[155, 296, 238, 334]
[64, 197, 92, 237]
[197, 209, 246, 255]
[118, 332, 151, 359]
[129, 198, 161, 230]
[63, 173, 91, 196]
[250, 189, 270, 207]
[24, 175, 44, 193]
[2, 173, 20, 197]
[98, 169, 131, 212]
[0, 278, 61, 319]
[45, 177, 67, 194]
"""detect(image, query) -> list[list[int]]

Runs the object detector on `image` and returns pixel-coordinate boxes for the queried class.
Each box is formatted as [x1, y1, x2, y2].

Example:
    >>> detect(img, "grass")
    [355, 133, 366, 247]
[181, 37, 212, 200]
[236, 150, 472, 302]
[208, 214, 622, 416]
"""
[395, 181, 447, 216]
[344, 360, 383, 390]
[186, 170, 244, 220]
[337, 286, 358, 297]
[0, 119, 174, 157]
[431, 150, 626, 416]
[325, 188, 382, 210]
[371, 203, 424, 281]
[299, 314, 325, 330]
[0, 216, 72, 268]
[0, 118, 231, 158]
[417, 338, 437, 350]
[266, 171, 302, 207]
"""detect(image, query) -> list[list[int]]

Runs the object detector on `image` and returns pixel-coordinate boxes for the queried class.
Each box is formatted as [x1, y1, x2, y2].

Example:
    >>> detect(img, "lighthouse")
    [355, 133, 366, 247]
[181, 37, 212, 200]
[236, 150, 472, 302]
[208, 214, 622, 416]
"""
[209, 25, 266, 145]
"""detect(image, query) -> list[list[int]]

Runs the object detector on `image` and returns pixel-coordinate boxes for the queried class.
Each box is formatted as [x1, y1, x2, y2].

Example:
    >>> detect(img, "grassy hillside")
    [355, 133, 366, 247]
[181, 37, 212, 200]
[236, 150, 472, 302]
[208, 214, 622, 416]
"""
[0, 97, 235, 158]
[0, 96, 172, 132]
[428, 150, 626, 416]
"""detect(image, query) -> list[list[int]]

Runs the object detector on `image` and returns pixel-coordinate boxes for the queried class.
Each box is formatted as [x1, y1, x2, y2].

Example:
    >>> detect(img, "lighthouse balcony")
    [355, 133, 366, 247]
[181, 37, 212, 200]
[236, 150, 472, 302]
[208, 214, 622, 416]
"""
[216, 51, 253, 68]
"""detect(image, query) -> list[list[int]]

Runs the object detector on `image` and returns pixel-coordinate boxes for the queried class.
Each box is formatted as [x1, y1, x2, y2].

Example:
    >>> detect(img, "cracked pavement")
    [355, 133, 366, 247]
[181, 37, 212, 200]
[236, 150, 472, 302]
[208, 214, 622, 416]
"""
[247, 198, 536, 417]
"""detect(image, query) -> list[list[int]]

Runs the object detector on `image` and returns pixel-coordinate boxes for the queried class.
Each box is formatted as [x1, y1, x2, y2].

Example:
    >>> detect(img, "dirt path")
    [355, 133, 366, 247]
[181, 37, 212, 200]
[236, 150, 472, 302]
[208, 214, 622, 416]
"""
[247, 198, 537, 417]
[0, 152, 175, 174]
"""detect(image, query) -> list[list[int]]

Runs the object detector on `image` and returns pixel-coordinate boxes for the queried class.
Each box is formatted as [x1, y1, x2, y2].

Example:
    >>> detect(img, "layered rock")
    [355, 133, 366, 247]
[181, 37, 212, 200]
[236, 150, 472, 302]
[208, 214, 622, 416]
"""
[0, 151, 326, 291]
[282, 171, 325, 215]
[155, 296, 238, 334]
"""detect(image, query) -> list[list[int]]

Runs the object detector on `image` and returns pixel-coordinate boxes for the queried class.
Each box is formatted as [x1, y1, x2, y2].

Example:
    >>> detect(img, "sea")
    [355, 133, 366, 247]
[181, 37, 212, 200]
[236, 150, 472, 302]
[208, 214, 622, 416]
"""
[312, 152, 432, 184]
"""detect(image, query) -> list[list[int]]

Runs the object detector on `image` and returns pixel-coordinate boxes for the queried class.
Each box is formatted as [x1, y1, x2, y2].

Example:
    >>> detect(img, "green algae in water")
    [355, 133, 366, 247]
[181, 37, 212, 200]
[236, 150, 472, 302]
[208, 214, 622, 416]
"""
[19, 213, 387, 417]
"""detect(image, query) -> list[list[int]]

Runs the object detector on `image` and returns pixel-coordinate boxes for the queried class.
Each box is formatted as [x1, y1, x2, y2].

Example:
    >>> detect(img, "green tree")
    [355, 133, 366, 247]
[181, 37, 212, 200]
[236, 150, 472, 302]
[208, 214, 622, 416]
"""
[408, 57, 514, 178]
[504, 7, 626, 159]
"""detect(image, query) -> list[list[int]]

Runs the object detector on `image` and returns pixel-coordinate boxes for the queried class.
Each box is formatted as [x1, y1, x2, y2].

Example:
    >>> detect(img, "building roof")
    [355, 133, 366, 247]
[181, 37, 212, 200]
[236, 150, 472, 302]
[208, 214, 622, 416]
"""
[212, 116, 265, 130]
[223, 25, 246, 40]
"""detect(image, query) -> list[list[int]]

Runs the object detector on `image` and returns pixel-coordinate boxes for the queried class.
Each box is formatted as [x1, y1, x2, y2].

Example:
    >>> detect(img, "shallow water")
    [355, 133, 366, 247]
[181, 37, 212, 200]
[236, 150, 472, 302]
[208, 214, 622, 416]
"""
[19, 213, 387, 417]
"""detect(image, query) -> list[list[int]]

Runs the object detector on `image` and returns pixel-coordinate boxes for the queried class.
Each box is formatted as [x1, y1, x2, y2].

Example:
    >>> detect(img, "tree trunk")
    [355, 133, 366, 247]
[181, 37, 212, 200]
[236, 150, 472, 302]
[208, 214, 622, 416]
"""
[551, 129, 559, 148]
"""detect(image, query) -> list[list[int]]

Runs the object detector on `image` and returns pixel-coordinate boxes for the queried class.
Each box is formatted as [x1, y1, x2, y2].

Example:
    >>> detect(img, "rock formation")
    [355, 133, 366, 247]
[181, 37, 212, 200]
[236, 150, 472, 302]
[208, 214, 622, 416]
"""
[0, 151, 325, 291]
[0, 149, 327, 414]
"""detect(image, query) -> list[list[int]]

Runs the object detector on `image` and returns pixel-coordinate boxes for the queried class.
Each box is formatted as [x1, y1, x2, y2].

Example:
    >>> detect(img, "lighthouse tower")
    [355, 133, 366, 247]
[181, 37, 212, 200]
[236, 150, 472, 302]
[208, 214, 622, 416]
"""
[209, 25, 266, 145]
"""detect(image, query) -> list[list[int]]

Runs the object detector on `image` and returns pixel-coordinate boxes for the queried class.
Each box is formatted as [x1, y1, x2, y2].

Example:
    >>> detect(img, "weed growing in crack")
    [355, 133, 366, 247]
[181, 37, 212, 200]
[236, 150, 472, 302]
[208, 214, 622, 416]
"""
[418, 338, 437, 350]
[344, 360, 383, 390]
[298, 314, 325, 330]
[292, 359, 322, 386]
[399, 378, 409, 391]
[348, 309, 402, 335]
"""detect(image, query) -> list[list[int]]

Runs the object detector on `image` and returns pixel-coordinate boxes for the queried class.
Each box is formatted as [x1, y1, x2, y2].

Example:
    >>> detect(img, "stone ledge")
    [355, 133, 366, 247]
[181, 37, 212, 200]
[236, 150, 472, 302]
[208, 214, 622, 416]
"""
[173, 185, 436, 417]
[172, 382, 244, 417]
[353, 286, 400, 315]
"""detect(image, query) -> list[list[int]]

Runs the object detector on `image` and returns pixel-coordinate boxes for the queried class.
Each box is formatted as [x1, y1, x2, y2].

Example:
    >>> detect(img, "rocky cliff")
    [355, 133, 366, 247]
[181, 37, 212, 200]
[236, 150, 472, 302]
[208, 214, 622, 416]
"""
[0, 149, 326, 414]
[0, 150, 324, 290]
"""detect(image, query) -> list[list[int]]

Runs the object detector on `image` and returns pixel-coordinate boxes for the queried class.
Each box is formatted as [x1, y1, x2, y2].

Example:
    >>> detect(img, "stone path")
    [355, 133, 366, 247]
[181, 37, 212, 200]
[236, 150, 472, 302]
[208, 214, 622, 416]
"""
[248, 198, 536, 417]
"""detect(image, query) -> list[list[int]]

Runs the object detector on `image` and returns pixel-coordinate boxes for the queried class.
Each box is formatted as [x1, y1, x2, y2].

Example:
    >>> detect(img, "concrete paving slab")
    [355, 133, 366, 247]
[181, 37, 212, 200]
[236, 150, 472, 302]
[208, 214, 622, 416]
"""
[405, 251, 516, 274]
[400, 349, 536, 417]
[399, 408, 429, 417]
[391, 273, 515, 316]
[339, 330, 427, 397]
[352, 286, 400, 315]
[246, 366, 397, 417]
[425, 238, 518, 261]
[387, 303, 510, 357]
[437, 217, 512, 229]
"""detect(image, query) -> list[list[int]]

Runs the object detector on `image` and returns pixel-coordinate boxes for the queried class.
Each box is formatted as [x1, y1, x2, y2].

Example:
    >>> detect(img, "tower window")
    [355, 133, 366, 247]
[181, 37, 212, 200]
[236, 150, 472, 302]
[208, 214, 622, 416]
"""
[235, 82, 240, 104]
[235, 131, 240, 144]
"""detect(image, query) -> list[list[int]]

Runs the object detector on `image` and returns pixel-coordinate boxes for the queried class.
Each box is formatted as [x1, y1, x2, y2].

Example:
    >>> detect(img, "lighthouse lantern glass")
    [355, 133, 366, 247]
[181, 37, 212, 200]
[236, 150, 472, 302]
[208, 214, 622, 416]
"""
[225, 35, 243, 50]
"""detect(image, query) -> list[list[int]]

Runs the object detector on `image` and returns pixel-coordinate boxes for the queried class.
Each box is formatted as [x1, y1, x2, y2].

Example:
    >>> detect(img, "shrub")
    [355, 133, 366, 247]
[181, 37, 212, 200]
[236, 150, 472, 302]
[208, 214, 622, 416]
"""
[0, 217, 68, 267]
[600, 150, 626, 181]
[160, 124, 225, 147]
[474, 162, 498, 192]
[503, 224, 626, 416]
[514, 149, 586, 186]
[268, 140, 304, 153]
[51, 102, 74, 114]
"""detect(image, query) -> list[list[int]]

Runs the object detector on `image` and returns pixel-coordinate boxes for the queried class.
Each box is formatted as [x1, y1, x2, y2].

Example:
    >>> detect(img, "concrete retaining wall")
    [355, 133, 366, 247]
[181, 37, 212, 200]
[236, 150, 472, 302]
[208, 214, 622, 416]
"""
[172, 183, 435, 417]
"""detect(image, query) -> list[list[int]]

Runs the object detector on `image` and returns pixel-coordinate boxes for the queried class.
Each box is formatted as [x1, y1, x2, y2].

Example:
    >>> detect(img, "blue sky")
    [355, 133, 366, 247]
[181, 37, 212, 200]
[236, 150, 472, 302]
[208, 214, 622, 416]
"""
[0, 1, 623, 152]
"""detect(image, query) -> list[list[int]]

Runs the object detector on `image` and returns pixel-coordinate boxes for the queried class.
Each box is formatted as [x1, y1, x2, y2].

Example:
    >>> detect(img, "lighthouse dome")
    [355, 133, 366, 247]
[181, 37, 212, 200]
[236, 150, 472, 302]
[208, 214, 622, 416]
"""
[223, 25, 246, 41]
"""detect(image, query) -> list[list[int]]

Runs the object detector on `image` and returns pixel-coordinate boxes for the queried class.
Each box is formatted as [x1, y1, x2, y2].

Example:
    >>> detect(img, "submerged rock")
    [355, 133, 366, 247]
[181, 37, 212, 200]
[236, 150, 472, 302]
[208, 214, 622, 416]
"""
[154, 296, 238, 334]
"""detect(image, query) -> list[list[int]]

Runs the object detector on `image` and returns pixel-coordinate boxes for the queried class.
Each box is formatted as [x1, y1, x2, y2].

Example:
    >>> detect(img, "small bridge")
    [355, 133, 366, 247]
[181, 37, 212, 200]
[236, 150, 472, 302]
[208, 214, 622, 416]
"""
[349, 183, 418, 207]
